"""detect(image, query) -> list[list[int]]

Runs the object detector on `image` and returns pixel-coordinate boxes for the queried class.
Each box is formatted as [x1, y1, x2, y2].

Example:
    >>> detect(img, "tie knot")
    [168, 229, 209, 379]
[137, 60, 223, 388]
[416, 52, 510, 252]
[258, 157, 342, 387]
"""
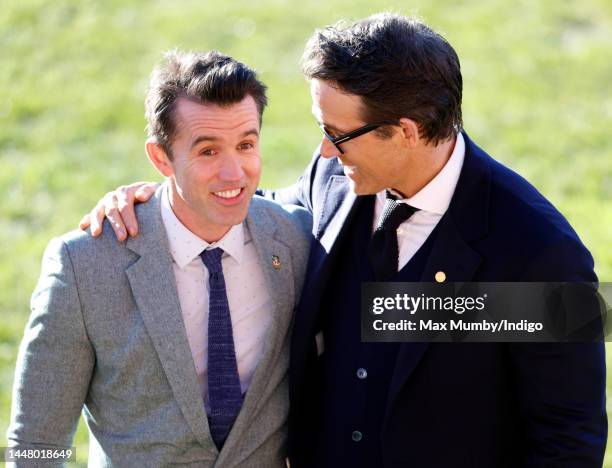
[200, 247, 224, 274]
[376, 195, 417, 232]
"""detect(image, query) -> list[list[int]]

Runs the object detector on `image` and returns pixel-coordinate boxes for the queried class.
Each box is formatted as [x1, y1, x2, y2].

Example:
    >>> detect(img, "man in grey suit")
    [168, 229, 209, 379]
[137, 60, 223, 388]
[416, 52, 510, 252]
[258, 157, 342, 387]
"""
[7, 50, 311, 466]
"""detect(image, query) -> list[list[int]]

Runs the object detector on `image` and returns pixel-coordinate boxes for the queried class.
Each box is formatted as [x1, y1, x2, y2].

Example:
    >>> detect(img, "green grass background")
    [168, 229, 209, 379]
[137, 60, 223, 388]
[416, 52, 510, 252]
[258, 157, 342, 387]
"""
[1, 0, 611, 465]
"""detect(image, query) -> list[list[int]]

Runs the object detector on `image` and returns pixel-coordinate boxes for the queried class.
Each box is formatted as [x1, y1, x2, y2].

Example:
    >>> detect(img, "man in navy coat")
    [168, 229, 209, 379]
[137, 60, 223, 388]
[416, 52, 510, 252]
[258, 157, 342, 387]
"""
[82, 13, 606, 468]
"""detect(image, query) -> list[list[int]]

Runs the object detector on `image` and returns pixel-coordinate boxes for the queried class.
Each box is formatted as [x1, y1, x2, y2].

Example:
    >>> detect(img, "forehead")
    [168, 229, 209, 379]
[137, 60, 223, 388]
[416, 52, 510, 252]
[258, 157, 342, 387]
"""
[173, 96, 260, 140]
[310, 79, 364, 129]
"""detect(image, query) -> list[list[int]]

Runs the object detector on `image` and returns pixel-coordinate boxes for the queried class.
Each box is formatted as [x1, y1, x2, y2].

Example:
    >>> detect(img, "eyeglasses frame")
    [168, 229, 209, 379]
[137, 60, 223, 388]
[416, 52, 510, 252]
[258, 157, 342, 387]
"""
[320, 121, 395, 154]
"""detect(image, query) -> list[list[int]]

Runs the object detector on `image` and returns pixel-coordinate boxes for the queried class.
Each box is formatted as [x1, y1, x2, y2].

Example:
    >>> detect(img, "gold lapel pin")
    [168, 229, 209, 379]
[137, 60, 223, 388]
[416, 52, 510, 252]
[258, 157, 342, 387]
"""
[272, 255, 281, 270]
[435, 271, 446, 283]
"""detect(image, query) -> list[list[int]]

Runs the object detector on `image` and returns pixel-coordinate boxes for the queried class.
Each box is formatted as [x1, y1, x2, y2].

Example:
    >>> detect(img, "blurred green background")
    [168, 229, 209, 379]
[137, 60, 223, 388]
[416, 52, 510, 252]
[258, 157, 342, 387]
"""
[1, 0, 611, 465]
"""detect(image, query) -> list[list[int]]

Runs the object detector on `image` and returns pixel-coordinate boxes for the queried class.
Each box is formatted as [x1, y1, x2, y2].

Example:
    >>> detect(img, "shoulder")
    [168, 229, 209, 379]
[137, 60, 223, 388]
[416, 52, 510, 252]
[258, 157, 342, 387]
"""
[32, 227, 133, 321]
[487, 156, 582, 245]
[44, 223, 137, 279]
[249, 195, 313, 238]
[465, 135, 585, 245]
[56, 223, 130, 255]
[464, 137, 595, 280]
[53, 191, 164, 267]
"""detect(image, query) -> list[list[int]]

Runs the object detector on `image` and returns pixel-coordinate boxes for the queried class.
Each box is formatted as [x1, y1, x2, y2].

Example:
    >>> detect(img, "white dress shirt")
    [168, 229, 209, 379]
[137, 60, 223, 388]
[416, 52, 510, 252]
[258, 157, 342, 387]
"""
[373, 132, 466, 270]
[160, 187, 272, 413]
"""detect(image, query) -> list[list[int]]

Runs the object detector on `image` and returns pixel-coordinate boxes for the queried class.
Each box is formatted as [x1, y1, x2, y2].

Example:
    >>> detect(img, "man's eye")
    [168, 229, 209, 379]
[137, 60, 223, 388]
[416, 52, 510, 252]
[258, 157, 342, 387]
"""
[238, 141, 255, 151]
[324, 127, 338, 138]
[200, 148, 215, 156]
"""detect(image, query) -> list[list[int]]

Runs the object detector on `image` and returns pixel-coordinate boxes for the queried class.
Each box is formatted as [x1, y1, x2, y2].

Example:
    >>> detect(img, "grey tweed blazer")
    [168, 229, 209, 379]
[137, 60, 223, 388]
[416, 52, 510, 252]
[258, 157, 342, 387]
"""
[7, 187, 311, 467]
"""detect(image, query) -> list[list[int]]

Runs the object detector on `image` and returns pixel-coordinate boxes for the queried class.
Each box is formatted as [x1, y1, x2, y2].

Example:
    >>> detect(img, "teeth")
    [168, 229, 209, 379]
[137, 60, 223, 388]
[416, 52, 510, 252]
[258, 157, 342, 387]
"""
[215, 188, 241, 198]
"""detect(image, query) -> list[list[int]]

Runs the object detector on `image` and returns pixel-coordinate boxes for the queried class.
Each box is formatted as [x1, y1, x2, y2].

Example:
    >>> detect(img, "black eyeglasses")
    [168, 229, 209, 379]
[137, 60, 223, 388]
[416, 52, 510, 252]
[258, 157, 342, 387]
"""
[319, 122, 393, 154]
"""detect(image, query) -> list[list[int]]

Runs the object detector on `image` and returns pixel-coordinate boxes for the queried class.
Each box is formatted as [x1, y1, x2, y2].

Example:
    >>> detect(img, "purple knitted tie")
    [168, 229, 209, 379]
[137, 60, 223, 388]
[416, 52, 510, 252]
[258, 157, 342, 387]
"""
[200, 248, 243, 449]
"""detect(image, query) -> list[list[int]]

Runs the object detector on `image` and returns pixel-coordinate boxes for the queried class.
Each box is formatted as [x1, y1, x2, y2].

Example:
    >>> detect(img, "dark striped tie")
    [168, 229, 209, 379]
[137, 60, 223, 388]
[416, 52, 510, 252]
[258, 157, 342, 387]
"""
[368, 191, 418, 280]
[200, 247, 243, 449]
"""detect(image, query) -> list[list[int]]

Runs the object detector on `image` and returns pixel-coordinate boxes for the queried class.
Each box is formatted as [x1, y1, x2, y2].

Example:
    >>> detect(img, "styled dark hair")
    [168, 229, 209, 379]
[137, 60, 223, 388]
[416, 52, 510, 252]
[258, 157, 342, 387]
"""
[301, 13, 462, 144]
[145, 50, 267, 157]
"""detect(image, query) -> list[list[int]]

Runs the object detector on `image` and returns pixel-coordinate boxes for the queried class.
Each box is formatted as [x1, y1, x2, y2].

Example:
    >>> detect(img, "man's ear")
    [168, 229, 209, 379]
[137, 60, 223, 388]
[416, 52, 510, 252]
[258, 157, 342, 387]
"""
[397, 118, 422, 148]
[145, 140, 174, 177]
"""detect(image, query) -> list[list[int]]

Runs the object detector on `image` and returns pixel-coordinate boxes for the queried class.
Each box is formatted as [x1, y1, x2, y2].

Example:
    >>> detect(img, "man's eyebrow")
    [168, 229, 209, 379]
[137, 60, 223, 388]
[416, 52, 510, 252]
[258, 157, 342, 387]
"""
[190, 129, 259, 150]
[241, 128, 259, 138]
[190, 135, 218, 149]
[322, 123, 342, 133]
[312, 116, 344, 134]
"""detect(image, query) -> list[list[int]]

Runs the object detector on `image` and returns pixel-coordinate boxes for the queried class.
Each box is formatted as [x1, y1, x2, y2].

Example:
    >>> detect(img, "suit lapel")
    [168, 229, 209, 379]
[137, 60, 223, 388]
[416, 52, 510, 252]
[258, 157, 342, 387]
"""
[124, 189, 213, 451]
[217, 199, 294, 458]
[314, 175, 358, 244]
[296, 176, 361, 346]
[311, 175, 359, 290]
[420, 214, 484, 283]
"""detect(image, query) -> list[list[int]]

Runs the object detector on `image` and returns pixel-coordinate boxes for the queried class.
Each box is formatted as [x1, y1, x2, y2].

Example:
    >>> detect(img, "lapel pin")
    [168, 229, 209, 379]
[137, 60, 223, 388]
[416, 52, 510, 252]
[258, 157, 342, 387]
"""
[435, 271, 446, 283]
[272, 255, 281, 270]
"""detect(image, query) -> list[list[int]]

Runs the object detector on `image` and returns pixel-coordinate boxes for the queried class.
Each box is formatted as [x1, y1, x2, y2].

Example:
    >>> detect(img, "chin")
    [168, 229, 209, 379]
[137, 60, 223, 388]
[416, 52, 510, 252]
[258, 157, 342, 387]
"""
[223, 208, 250, 227]
[349, 181, 378, 196]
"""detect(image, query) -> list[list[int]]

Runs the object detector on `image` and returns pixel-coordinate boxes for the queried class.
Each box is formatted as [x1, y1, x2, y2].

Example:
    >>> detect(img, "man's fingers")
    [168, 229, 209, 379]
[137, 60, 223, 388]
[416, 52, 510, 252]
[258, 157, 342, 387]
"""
[81, 181, 158, 239]
[89, 200, 105, 237]
[104, 193, 128, 241]
[134, 182, 158, 202]
[79, 214, 91, 230]
[117, 185, 139, 237]
[117, 182, 157, 236]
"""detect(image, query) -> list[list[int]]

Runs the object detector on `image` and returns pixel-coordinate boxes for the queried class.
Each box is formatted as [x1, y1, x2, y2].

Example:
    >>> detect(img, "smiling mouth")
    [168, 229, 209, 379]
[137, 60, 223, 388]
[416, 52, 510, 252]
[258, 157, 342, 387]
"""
[214, 188, 242, 199]
[211, 187, 246, 204]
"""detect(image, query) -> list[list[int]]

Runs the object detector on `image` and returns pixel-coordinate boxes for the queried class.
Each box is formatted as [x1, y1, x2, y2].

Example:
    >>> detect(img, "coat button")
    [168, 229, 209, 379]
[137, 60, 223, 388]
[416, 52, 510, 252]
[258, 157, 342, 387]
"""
[356, 368, 368, 379]
[435, 271, 446, 282]
[352, 431, 363, 442]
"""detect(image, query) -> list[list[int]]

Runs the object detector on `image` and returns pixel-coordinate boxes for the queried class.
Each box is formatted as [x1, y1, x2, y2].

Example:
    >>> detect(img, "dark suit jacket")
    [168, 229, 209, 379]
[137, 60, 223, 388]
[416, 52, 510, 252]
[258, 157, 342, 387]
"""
[267, 132, 606, 467]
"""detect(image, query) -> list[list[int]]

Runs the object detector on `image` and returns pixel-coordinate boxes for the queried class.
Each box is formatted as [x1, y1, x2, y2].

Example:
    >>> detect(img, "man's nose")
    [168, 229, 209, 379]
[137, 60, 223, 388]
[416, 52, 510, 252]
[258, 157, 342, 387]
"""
[219, 153, 245, 181]
[319, 137, 341, 159]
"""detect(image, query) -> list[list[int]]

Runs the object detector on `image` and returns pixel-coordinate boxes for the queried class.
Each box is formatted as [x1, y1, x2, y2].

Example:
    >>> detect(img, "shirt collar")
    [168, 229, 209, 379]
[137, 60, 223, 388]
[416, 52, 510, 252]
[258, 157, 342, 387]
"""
[160, 184, 245, 269]
[380, 132, 465, 215]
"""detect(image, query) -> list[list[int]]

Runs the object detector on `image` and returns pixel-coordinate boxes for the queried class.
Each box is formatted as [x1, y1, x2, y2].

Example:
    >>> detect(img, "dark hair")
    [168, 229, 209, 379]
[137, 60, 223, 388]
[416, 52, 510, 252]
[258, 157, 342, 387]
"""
[301, 13, 462, 144]
[145, 50, 267, 158]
